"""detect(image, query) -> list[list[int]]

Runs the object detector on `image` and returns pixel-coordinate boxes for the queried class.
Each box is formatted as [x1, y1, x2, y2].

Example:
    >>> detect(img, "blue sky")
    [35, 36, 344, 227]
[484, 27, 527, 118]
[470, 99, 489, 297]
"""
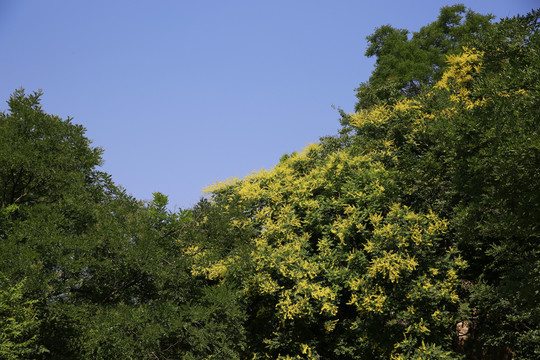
[1, 0, 536, 210]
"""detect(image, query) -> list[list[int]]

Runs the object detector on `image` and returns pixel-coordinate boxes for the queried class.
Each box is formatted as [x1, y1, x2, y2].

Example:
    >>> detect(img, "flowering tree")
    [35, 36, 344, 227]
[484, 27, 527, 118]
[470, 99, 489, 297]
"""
[193, 9, 539, 358]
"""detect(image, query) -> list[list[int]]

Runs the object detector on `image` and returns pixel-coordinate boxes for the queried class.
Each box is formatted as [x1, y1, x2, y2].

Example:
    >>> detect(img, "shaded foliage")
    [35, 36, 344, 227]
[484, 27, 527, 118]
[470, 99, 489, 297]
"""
[0, 90, 246, 359]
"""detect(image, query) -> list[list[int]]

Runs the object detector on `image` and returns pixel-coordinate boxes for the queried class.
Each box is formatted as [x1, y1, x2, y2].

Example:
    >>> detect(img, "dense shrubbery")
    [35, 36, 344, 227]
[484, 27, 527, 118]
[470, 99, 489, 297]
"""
[1, 5, 538, 359]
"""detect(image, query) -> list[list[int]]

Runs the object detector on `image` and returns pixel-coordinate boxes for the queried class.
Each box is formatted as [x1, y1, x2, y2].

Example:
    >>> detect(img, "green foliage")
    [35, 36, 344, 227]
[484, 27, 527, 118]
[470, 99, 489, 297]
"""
[197, 109, 464, 359]
[356, 5, 493, 110]
[0, 89, 105, 209]
[198, 8, 540, 359]
[0, 91, 246, 359]
[0, 274, 46, 359]
[1, 6, 538, 359]
[198, 110, 465, 358]
[352, 9, 540, 359]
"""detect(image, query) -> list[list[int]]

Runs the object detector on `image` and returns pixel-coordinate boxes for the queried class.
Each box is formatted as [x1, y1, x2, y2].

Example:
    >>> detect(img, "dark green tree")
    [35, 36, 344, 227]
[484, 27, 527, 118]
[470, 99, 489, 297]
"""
[0, 90, 247, 359]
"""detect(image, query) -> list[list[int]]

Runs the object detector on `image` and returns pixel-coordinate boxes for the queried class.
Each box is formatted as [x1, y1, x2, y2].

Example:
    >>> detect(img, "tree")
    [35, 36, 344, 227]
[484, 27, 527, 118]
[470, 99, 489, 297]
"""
[0, 89, 106, 209]
[355, 4, 493, 111]
[0, 89, 117, 356]
[0, 90, 247, 359]
[198, 8, 540, 359]
[195, 144, 465, 358]
[346, 9, 540, 358]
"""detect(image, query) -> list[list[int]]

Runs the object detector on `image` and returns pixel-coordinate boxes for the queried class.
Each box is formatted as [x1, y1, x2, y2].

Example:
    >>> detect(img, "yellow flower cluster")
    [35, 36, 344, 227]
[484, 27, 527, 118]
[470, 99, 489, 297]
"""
[436, 47, 484, 90]
[366, 251, 419, 283]
[434, 47, 488, 110]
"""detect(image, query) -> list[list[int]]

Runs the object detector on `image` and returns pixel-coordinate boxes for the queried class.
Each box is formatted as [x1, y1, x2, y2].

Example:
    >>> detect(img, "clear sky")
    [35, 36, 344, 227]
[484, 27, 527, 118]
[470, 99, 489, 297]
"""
[1, 0, 537, 210]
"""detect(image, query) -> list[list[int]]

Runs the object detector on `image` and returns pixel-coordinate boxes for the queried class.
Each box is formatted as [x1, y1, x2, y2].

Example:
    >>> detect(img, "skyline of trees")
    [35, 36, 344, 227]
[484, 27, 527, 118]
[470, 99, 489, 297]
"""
[1, 5, 538, 359]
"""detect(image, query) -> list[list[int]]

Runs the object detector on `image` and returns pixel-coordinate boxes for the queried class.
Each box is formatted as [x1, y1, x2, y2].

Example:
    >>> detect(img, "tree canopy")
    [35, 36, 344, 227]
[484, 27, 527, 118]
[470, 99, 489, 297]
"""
[355, 4, 493, 110]
[194, 7, 540, 359]
[0, 90, 246, 359]
[1, 5, 539, 360]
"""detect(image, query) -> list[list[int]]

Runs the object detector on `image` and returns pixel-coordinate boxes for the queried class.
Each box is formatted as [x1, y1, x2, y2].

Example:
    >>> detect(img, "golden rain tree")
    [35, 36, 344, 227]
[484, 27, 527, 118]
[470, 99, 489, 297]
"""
[192, 119, 465, 358]
[189, 9, 539, 356]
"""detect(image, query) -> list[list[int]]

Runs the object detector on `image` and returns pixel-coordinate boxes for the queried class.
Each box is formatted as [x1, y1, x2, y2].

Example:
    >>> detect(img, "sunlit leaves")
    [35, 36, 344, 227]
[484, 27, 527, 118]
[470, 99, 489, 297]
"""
[198, 108, 462, 358]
